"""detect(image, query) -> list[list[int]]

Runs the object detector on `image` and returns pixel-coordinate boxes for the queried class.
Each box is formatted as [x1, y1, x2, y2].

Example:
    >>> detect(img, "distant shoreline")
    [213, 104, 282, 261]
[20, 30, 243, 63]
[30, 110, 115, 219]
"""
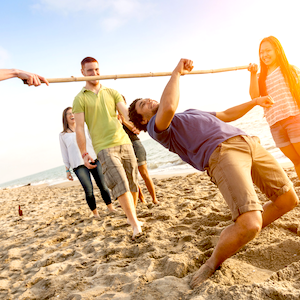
[1, 160, 294, 190]
[32, 160, 295, 189]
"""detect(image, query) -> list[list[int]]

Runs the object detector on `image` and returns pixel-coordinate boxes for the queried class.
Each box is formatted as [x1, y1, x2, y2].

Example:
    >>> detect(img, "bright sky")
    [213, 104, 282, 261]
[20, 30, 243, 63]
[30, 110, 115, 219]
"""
[1, 0, 300, 184]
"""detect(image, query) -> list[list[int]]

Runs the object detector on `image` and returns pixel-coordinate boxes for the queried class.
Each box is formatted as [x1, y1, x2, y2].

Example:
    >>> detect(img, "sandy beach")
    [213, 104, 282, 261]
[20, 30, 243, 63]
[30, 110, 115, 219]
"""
[1, 166, 300, 300]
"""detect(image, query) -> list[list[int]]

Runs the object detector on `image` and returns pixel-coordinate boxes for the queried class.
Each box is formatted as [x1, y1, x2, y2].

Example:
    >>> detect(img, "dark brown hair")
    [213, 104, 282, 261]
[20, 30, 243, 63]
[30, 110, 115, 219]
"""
[128, 98, 148, 132]
[258, 36, 300, 108]
[61, 107, 72, 133]
[81, 57, 98, 68]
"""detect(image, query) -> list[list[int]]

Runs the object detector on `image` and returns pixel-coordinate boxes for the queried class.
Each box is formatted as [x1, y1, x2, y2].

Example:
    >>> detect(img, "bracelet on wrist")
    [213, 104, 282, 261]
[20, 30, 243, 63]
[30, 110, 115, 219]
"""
[66, 170, 70, 173]
[82, 152, 89, 159]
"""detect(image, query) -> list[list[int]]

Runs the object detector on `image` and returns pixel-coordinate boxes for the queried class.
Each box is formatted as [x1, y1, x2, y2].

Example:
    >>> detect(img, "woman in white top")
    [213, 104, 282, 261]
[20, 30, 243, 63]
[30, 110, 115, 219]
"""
[248, 36, 300, 180]
[59, 107, 115, 218]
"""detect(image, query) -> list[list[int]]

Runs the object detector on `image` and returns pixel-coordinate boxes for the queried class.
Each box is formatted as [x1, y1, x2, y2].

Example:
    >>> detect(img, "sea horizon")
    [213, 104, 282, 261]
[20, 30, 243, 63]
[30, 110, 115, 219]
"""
[0, 106, 292, 190]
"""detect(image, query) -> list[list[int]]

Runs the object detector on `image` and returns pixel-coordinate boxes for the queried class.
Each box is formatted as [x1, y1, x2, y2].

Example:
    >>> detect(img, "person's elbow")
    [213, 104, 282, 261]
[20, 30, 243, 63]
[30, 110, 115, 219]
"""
[216, 112, 233, 122]
[163, 102, 177, 115]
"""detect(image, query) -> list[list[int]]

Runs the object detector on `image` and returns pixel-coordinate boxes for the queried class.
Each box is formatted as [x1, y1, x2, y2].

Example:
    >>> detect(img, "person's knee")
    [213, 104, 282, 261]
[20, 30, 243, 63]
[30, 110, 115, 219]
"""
[289, 191, 299, 208]
[241, 221, 261, 240]
[85, 188, 94, 198]
[276, 188, 299, 211]
[237, 212, 262, 240]
[245, 222, 262, 238]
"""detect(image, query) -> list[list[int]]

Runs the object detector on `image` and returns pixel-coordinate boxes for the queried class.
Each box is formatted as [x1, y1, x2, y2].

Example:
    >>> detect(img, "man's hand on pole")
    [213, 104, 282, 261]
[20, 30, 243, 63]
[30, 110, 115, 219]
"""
[173, 59, 194, 76]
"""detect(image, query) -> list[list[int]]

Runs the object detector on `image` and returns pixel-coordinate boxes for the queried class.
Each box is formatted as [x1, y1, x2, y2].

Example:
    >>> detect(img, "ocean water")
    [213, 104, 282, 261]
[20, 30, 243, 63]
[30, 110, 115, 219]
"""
[0, 107, 290, 189]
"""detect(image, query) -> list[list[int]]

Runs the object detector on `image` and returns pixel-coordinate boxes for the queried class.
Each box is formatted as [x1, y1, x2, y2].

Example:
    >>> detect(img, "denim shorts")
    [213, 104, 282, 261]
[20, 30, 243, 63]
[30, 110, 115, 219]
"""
[132, 140, 147, 166]
[207, 135, 292, 221]
[270, 114, 300, 148]
[97, 144, 139, 199]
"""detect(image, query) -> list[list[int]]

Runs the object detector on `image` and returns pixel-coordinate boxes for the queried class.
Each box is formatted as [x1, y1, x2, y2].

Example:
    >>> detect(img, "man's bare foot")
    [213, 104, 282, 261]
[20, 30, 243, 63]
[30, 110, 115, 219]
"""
[190, 263, 215, 289]
[107, 204, 117, 212]
[127, 218, 144, 227]
[132, 224, 143, 240]
[152, 199, 159, 204]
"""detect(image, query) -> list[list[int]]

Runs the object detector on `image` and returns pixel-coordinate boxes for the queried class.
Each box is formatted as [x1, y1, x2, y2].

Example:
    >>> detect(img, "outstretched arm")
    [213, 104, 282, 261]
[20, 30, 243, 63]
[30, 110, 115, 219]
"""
[117, 101, 140, 134]
[118, 113, 140, 133]
[0, 69, 49, 86]
[74, 112, 96, 169]
[155, 59, 194, 132]
[216, 96, 273, 122]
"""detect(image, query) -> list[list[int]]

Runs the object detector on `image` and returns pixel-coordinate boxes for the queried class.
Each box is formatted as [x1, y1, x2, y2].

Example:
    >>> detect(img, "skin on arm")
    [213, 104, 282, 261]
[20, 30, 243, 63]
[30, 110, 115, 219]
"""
[119, 113, 140, 134]
[117, 101, 140, 134]
[248, 63, 260, 99]
[216, 96, 274, 122]
[155, 59, 194, 132]
[117, 101, 131, 123]
[74, 112, 96, 169]
[0, 69, 49, 86]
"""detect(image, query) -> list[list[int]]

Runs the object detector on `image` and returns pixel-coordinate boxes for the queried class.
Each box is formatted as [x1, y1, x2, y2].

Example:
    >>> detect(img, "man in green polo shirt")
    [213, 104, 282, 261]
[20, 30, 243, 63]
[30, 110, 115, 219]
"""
[73, 57, 142, 239]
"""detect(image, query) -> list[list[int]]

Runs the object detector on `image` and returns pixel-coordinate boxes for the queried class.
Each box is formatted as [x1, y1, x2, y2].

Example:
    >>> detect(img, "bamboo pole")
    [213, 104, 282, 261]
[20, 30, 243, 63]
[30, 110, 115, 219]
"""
[32, 65, 249, 84]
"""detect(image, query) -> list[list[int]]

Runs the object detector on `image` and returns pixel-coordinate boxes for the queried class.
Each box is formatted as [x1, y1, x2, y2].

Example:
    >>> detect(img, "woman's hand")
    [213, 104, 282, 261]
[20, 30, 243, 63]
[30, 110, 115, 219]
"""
[66, 172, 74, 181]
[255, 95, 274, 108]
[248, 63, 258, 74]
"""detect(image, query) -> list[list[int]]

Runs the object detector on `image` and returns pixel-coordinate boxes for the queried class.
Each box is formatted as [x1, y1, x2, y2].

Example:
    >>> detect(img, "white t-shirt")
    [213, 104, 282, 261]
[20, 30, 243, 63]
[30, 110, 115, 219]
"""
[59, 125, 97, 169]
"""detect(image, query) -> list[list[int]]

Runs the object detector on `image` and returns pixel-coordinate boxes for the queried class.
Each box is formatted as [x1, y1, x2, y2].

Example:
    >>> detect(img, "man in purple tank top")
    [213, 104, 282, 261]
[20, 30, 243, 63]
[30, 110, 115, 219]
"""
[129, 59, 299, 288]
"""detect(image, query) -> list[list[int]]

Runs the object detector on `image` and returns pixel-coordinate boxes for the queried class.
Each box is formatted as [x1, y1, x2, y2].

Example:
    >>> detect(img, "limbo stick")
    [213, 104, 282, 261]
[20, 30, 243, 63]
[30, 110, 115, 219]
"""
[24, 65, 249, 84]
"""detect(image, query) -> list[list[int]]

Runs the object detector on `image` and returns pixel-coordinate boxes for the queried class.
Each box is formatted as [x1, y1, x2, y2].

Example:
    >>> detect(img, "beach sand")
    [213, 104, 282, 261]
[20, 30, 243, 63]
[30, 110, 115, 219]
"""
[1, 167, 300, 299]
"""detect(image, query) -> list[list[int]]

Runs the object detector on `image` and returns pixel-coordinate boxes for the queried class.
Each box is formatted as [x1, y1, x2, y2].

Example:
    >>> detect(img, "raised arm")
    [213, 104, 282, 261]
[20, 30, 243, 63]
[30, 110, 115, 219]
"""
[216, 96, 273, 122]
[74, 112, 96, 169]
[248, 63, 260, 99]
[155, 59, 194, 132]
[0, 69, 49, 86]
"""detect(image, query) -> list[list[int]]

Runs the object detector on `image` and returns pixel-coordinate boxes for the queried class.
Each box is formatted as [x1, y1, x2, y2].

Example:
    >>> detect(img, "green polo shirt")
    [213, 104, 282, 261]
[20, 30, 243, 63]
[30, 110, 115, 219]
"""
[73, 85, 131, 154]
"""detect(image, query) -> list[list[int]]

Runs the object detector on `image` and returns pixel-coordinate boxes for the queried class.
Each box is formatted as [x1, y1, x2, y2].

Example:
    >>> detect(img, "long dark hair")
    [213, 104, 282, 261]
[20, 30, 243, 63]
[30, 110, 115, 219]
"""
[61, 107, 72, 133]
[258, 36, 300, 108]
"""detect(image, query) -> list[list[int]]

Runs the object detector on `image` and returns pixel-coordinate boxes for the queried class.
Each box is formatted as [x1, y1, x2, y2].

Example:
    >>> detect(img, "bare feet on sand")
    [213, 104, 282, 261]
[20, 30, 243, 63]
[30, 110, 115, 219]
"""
[127, 218, 144, 227]
[190, 263, 215, 289]
[107, 204, 117, 213]
[152, 199, 159, 204]
[132, 223, 143, 240]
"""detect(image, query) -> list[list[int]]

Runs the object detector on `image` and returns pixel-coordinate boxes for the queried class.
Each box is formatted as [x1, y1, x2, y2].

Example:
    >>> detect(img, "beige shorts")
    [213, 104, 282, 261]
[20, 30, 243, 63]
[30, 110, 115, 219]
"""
[206, 135, 292, 221]
[98, 144, 139, 200]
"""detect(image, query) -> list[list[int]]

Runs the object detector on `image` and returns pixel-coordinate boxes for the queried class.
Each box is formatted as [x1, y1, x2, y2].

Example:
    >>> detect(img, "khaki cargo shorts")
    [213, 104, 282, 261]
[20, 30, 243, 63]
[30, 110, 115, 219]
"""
[206, 135, 292, 221]
[98, 144, 139, 200]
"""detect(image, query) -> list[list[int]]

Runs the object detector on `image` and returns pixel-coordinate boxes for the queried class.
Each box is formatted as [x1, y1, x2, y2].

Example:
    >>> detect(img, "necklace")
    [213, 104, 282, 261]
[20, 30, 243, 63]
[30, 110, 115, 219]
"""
[68, 127, 74, 133]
